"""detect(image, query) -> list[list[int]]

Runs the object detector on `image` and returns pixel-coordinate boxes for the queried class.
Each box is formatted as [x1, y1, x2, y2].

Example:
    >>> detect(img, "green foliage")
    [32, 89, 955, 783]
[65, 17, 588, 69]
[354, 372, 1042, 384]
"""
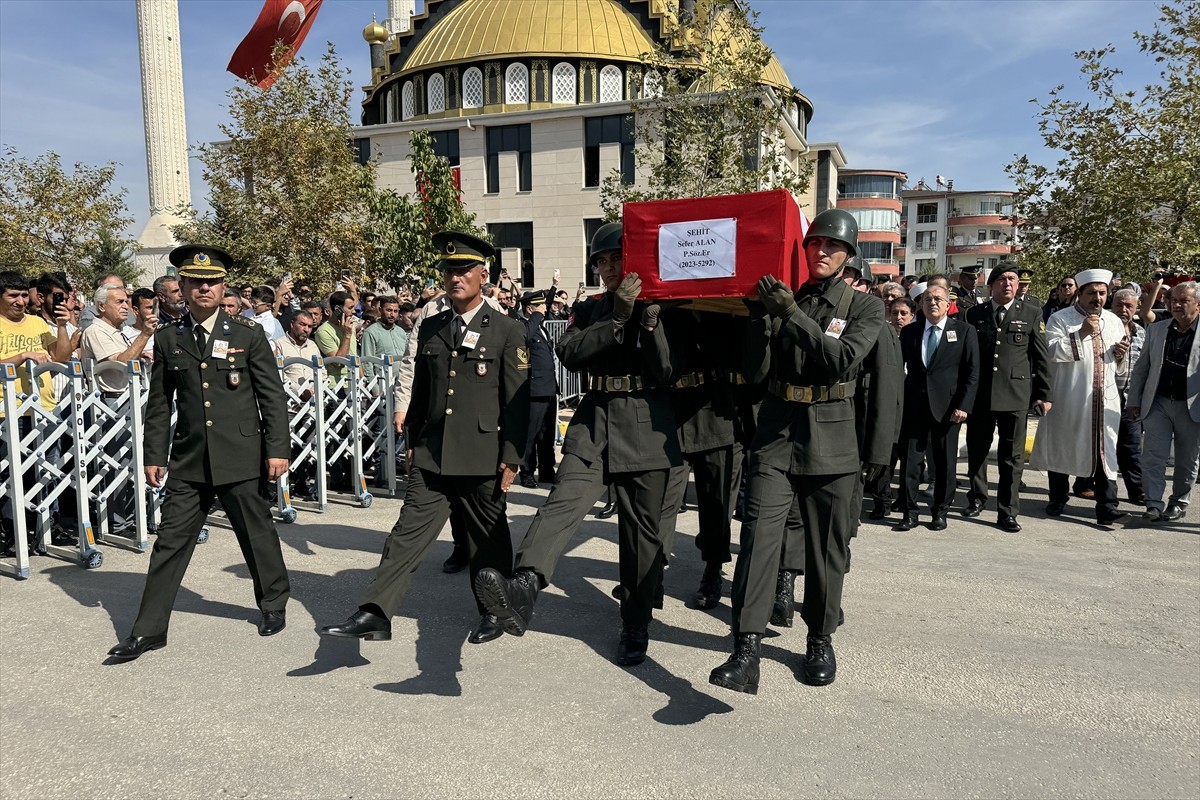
[0, 147, 137, 288]
[173, 44, 374, 289]
[366, 128, 488, 290]
[600, 0, 811, 218]
[86, 228, 141, 288]
[1006, 0, 1200, 298]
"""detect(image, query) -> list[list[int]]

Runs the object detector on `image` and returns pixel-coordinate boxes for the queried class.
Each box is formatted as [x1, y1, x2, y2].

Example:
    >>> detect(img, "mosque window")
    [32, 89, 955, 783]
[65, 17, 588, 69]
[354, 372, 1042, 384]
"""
[385, 86, 396, 123]
[413, 75, 426, 116]
[463, 67, 483, 108]
[599, 65, 623, 103]
[643, 70, 663, 99]
[505, 63, 529, 105]
[580, 61, 598, 103]
[428, 73, 446, 114]
[401, 80, 414, 120]
[446, 68, 461, 109]
[626, 66, 642, 100]
[485, 63, 502, 105]
[485, 124, 532, 194]
[552, 62, 576, 104]
[584, 114, 635, 187]
[531, 60, 549, 103]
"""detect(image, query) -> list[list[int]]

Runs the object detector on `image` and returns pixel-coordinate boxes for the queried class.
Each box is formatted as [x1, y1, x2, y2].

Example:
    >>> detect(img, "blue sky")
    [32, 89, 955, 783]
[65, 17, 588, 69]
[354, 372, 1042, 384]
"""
[0, 0, 1164, 238]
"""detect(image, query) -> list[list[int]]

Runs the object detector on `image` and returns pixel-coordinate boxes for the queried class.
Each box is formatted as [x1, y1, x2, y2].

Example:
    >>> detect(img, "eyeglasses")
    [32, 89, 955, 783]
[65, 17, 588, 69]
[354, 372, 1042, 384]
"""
[924, 296, 949, 306]
[1058, 283, 1074, 288]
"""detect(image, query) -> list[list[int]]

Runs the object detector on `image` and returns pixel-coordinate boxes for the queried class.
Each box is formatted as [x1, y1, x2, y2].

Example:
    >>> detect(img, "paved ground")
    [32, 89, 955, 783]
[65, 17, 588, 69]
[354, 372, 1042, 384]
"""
[1, 467, 1197, 799]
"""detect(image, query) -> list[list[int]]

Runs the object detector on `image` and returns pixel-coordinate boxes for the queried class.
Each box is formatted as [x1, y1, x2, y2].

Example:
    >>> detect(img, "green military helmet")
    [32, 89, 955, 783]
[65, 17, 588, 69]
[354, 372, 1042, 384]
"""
[803, 209, 859, 257]
[589, 222, 623, 265]
[845, 255, 872, 282]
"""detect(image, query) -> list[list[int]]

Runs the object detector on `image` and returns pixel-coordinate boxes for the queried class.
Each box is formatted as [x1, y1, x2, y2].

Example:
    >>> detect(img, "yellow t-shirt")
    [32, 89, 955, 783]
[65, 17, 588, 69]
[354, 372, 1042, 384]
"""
[0, 314, 57, 415]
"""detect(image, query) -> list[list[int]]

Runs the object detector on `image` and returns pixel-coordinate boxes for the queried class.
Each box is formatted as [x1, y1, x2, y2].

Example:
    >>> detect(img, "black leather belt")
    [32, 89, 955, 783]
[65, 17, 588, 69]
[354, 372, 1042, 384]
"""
[768, 380, 855, 403]
[672, 372, 707, 389]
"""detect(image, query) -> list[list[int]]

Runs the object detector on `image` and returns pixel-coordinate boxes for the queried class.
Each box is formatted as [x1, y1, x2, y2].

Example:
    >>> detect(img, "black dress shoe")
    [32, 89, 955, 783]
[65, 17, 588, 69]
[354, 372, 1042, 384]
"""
[709, 632, 761, 694]
[595, 499, 617, 519]
[802, 633, 837, 686]
[868, 498, 887, 520]
[616, 624, 649, 666]
[320, 609, 392, 641]
[1161, 503, 1186, 521]
[519, 475, 538, 489]
[1046, 501, 1066, 517]
[928, 514, 948, 531]
[441, 544, 469, 574]
[691, 562, 723, 609]
[258, 609, 286, 636]
[963, 500, 983, 518]
[475, 568, 539, 636]
[769, 570, 795, 627]
[998, 515, 1022, 533]
[468, 614, 504, 644]
[1097, 511, 1131, 527]
[108, 634, 167, 661]
[894, 513, 919, 532]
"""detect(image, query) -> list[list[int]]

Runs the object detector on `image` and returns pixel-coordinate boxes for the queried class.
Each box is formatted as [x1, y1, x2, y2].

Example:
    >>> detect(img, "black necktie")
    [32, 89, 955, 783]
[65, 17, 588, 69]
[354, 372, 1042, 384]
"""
[194, 324, 206, 355]
[453, 317, 465, 347]
[996, 305, 1007, 327]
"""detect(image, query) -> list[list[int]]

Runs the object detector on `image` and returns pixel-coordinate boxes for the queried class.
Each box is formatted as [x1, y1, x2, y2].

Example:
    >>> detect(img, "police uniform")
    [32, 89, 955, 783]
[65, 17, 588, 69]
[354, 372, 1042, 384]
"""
[112, 245, 291, 659]
[964, 265, 1051, 528]
[519, 290, 559, 486]
[320, 232, 530, 645]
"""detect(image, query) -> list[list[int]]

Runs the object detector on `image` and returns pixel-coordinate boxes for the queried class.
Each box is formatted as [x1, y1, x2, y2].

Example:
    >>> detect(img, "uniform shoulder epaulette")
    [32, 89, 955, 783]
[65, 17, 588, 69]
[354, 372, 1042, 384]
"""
[154, 320, 175, 331]
[228, 314, 258, 328]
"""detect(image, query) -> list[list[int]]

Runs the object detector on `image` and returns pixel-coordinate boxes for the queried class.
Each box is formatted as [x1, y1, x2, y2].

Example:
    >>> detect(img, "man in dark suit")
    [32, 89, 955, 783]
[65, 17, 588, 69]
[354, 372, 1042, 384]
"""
[518, 290, 558, 488]
[108, 245, 292, 661]
[963, 264, 1052, 532]
[475, 222, 680, 667]
[320, 231, 530, 645]
[896, 283, 980, 532]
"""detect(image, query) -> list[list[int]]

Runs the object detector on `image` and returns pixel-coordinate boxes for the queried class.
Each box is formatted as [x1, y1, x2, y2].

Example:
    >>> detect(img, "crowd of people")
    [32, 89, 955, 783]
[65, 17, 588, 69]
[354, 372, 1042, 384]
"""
[2, 220, 1196, 696]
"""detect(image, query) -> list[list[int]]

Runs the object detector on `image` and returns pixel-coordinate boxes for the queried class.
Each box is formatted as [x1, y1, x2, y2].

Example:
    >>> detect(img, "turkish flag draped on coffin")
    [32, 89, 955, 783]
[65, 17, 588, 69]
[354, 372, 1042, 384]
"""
[227, 0, 324, 89]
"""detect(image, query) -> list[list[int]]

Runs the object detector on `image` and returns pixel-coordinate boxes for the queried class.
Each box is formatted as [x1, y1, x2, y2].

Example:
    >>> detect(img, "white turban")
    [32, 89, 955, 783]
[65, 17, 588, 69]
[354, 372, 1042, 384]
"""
[908, 282, 928, 300]
[1074, 268, 1113, 288]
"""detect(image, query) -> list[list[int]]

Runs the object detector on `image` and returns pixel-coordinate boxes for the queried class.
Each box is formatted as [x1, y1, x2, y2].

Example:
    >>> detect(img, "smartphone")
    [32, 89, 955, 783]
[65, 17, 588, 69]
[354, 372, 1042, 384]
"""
[553, 268, 561, 280]
[424, 277, 436, 288]
[340, 269, 351, 280]
[578, 281, 585, 288]
[332, 305, 343, 321]
[281, 272, 293, 284]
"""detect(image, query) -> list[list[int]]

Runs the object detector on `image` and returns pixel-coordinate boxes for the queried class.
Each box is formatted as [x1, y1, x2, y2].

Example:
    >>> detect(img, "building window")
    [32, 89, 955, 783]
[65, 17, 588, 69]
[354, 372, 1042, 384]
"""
[485, 123, 532, 193]
[847, 208, 901, 232]
[599, 65, 623, 102]
[583, 218, 605, 284]
[979, 199, 1002, 214]
[486, 221, 534, 283]
[430, 130, 460, 167]
[445, 68, 460, 109]
[977, 229, 987, 242]
[552, 62, 576, 103]
[401, 80, 414, 120]
[463, 67, 483, 108]
[857, 241, 893, 262]
[584, 114, 635, 187]
[579, 61, 597, 103]
[385, 86, 396, 123]
[505, 63, 529, 104]
[531, 60, 549, 102]
[428, 73, 445, 114]
[484, 63, 502, 105]
[353, 138, 371, 167]
[915, 258, 937, 273]
[626, 66, 642, 100]
[643, 69, 663, 98]
[839, 174, 901, 199]
[916, 202, 938, 224]
[915, 231, 937, 250]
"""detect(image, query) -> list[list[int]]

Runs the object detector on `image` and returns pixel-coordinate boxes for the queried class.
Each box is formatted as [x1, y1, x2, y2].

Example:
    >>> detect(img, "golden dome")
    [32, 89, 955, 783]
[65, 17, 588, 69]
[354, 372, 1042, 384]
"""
[400, 0, 657, 74]
[363, 19, 389, 45]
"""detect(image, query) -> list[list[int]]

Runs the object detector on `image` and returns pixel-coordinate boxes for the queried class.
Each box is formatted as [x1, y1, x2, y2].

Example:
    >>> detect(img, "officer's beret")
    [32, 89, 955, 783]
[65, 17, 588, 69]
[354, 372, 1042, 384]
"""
[169, 245, 232, 280]
[432, 230, 495, 270]
[988, 263, 1021, 286]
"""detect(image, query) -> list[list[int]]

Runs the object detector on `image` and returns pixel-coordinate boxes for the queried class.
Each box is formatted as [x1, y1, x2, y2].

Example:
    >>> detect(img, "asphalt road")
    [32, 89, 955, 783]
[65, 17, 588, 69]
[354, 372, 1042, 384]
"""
[1, 469, 1197, 799]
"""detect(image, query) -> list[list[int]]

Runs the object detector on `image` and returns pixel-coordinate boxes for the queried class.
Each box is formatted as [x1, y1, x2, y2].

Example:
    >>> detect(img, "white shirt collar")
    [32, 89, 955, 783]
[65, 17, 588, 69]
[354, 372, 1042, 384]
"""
[453, 301, 485, 328]
[924, 317, 948, 334]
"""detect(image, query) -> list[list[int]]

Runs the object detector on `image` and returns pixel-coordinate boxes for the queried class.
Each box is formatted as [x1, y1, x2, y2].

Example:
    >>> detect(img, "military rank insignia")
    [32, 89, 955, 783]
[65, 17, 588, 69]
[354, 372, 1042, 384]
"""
[475, 362, 488, 376]
[516, 346, 530, 370]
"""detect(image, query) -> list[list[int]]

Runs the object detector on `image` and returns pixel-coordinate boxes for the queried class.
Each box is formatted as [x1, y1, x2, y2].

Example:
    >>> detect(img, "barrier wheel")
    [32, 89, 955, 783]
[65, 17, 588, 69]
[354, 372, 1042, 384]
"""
[82, 550, 103, 570]
[359, 493, 373, 509]
[197, 528, 209, 544]
[280, 507, 297, 524]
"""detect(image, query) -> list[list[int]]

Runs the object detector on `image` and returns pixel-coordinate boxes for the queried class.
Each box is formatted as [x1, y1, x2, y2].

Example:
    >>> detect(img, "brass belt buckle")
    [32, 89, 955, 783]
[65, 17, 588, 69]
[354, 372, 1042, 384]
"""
[610, 376, 627, 391]
[790, 385, 813, 403]
[677, 374, 695, 388]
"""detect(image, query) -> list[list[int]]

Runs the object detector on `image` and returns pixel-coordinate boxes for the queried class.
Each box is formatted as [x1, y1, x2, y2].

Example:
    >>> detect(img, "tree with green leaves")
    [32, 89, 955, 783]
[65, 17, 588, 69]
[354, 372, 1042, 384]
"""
[366, 128, 488, 290]
[600, 0, 810, 219]
[86, 228, 141, 288]
[0, 147, 137, 289]
[1006, 0, 1200, 297]
[173, 44, 374, 289]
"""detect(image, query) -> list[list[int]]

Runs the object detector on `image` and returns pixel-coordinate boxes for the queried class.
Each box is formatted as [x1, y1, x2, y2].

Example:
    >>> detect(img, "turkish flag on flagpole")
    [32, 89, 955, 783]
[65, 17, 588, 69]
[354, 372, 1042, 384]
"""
[227, 0, 324, 89]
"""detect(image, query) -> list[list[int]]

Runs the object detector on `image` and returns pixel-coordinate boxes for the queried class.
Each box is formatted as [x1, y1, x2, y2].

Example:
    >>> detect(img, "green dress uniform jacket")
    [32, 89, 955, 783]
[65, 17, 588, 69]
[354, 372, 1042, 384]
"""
[964, 299, 1051, 412]
[144, 310, 289, 482]
[407, 307, 530, 475]
[857, 324, 904, 467]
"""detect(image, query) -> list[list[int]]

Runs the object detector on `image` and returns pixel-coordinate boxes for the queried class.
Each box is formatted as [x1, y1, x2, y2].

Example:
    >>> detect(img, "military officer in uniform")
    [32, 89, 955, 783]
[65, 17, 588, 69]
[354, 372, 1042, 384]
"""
[475, 221, 681, 666]
[709, 209, 884, 693]
[964, 263, 1052, 532]
[954, 264, 988, 313]
[107, 245, 291, 661]
[320, 232, 529, 645]
[1016, 268, 1043, 312]
[518, 289, 559, 488]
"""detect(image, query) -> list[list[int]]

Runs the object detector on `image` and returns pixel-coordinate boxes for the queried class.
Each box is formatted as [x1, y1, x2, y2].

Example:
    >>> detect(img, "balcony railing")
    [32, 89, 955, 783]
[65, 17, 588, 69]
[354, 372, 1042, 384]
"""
[837, 192, 903, 200]
[916, 214, 938, 224]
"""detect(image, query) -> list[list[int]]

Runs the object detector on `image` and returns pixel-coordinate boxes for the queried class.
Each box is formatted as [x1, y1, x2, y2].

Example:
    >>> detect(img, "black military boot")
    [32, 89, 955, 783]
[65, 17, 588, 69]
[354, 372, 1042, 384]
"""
[691, 562, 722, 609]
[802, 632, 837, 686]
[595, 487, 617, 519]
[475, 568, 539, 636]
[869, 497, 888, 520]
[616, 624, 649, 666]
[769, 570, 795, 627]
[709, 633, 761, 694]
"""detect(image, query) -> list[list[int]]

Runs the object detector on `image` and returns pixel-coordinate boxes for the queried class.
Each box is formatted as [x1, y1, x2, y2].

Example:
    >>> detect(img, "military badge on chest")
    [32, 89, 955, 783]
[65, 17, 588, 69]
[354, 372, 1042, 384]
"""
[228, 371, 242, 389]
[475, 362, 488, 377]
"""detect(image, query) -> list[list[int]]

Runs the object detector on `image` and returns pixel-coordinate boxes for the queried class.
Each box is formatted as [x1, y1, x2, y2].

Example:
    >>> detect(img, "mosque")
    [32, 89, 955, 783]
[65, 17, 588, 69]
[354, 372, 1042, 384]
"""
[353, 0, 842, 289]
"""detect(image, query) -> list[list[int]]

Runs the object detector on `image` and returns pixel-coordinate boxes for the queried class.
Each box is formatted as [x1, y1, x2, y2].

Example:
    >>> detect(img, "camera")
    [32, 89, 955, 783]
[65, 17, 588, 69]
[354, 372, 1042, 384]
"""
[1153, 271, 1167, 281]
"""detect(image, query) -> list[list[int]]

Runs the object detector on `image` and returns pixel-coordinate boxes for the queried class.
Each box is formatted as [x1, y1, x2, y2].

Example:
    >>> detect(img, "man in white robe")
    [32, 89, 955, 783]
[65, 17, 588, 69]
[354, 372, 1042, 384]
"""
[1030, 268, 1131, 525]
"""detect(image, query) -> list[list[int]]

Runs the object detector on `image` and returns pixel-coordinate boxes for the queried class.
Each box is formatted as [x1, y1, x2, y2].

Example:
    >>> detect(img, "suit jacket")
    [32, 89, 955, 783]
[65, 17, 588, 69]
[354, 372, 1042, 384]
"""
[1127, 318, 1200, 422]
[557, 292, 681, 473]
[857, 324, 904, 465]
[745, 277, 885, 476]
[407, 304, 529, 475]
[965, 298, 1051, 412]
[899, 316, 980, 425]
[144, 310, 289, 484]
